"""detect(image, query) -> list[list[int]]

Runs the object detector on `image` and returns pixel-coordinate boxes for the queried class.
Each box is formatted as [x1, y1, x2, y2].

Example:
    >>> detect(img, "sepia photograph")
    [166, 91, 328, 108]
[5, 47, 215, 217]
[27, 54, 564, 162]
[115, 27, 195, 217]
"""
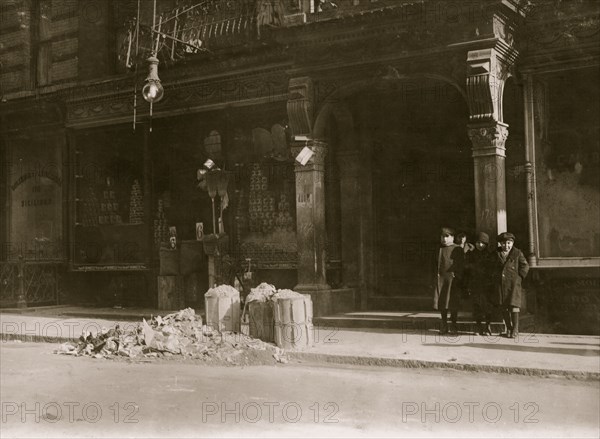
[0, 0, 599, 437]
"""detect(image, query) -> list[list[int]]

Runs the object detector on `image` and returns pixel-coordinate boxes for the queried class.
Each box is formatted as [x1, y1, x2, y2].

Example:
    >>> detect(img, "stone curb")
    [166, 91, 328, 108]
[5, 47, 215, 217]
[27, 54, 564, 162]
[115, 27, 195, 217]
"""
[3, 332, 598, 381]
[0, 310, 198, 322]
[286, 352, 600, 381]
[1, 333, 77, 345]
[58, 311, 156, 321]
[0, 305, 72, 314]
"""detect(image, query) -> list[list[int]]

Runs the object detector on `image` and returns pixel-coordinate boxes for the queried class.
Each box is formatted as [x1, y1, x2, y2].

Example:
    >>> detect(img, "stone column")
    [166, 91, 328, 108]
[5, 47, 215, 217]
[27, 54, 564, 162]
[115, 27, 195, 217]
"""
[292, 140, 331, 294]
[468, 123, 509, 240]
[287, 76, 332, 315]
[466, 47, 515, 241]
[336, 150, 361, 289]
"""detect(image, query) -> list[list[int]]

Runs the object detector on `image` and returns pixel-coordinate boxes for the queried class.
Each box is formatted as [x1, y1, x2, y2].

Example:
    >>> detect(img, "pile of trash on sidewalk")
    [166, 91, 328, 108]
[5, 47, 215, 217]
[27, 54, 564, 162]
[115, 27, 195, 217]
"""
[54, 307, 287, 365]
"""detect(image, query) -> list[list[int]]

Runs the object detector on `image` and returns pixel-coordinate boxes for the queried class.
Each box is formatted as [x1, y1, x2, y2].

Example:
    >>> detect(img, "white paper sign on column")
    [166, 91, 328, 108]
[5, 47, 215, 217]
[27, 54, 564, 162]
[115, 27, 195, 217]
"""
[295, 146, 314, 166]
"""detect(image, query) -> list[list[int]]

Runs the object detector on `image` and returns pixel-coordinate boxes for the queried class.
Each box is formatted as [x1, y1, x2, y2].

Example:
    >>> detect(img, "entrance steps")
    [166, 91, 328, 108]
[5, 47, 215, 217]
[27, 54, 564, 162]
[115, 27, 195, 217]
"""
[314, 311, 535, 334]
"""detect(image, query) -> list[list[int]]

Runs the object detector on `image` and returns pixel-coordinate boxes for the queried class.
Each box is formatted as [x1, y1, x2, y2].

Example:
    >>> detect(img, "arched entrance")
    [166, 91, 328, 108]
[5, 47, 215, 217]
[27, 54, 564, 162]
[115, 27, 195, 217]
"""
[317, 77, 474, 310]
[369, 78, 473, 309]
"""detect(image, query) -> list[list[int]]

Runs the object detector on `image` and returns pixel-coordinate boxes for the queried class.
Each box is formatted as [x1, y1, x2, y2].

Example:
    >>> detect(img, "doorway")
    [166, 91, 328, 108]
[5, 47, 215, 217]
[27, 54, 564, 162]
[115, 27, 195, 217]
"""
[366, 79, 474, 309]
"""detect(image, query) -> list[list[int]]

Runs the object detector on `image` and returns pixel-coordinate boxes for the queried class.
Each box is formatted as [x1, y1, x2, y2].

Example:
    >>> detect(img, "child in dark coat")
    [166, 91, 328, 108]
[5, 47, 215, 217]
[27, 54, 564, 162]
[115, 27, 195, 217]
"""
[456, 231, 475, 254]
[433, 227, 465, 335]
[491, 232, 530, 338]
[465, 232, 494, 335]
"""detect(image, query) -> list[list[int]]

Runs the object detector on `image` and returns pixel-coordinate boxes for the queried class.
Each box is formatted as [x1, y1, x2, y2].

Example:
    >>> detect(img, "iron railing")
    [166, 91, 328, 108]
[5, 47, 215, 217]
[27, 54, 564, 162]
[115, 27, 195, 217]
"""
[0, 257, 61, 307]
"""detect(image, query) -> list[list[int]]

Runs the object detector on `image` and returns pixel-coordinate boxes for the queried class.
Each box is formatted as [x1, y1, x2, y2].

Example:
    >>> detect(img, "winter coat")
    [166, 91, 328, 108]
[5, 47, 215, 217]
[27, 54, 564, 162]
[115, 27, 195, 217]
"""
[491, 247, 529, 308]
[465, 248, 494, 312]
[433, 244, 464, 311]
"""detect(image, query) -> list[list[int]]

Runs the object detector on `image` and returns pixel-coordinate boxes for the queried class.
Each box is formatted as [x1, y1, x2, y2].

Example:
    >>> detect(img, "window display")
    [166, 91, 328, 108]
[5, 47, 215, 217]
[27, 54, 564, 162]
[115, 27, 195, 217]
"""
[535, 68, 600, 258]
[233, 161, 297, 269]
[72, 128, 149, 266]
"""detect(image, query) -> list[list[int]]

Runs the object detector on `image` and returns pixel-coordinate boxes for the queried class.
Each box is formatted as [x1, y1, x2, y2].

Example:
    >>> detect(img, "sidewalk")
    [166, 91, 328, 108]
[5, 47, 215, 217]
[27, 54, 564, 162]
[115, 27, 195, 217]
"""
[1, 307, 599, 380]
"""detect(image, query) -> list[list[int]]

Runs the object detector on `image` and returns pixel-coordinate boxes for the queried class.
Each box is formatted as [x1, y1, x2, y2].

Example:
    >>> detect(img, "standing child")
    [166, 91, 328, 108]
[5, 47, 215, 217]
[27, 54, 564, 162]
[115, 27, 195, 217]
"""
[491, 232, 530, 338]
[455, 231, 475, 254]
[433, 227, 465, 335]
[465, 232, 493, 335]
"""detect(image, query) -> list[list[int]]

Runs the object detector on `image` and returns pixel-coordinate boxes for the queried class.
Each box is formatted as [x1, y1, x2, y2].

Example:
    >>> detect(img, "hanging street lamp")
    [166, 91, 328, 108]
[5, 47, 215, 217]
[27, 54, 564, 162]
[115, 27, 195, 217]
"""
[142, 54, 164, 104]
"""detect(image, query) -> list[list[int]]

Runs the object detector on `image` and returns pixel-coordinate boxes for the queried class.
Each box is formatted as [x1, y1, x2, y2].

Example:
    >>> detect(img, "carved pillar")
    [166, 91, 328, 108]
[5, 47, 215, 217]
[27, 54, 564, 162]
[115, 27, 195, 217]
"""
[337, 151, 361, 289]
[468, 123, 509, 239]
[287, 76, 331, 316]
[466, 47, 515, 241]
[292, 140, 330, 292]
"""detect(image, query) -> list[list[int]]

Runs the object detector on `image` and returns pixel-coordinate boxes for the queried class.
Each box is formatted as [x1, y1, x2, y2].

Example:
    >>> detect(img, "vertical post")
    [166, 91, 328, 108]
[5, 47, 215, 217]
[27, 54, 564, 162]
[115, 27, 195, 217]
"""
[54, 264, 59, 305]
[357, 102, 374, 310]
[2, 133, 14, 265]
[67, 129, 79, 268]
[292, 140, 330, 292]
[142, 123, 156, 307]
[0, 133, 7, 263]
[523, 73, 539, 267]
[17, 254, 26, 308]
[211, 198, 217, 235]
[143, 123, 152, 266]
[61, 129, 69, 264]
[203, 235, 228, 289]
[152, 0, 157, 30]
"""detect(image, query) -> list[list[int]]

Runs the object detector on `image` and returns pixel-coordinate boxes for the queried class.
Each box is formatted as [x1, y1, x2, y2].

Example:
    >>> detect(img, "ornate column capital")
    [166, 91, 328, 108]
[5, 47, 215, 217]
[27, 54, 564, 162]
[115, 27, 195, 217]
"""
[466, 47, 516, 124]
[468, 122, 509, 158]
[287, 77, 314, 137]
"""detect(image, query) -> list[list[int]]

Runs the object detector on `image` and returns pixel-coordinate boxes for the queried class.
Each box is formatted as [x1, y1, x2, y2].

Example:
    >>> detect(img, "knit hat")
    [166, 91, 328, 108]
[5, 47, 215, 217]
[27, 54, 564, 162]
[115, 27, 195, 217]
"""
[476, 232, 490, 244]
[498, 232, 515, 242]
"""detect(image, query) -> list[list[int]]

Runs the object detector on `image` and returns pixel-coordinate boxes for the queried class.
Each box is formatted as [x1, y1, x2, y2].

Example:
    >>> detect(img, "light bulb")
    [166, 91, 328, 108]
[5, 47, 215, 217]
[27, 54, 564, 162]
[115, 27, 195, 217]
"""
[142, 80, 164, 103]
[142, 55, 164, 103]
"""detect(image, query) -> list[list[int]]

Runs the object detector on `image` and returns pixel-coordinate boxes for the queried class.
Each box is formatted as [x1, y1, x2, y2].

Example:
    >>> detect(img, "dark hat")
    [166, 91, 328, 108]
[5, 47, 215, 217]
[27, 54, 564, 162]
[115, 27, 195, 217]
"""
[476, 232, 490, 244]
[497, 232, 515, 242]
[441, 227, 455, 236]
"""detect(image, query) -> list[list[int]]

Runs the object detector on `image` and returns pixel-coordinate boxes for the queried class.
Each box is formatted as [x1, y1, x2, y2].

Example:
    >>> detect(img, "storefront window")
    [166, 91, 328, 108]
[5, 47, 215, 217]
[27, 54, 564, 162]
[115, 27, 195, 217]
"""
[7, 135, 63, 260]
[72, 128, 148, 266]
[535, 67, 600, 258]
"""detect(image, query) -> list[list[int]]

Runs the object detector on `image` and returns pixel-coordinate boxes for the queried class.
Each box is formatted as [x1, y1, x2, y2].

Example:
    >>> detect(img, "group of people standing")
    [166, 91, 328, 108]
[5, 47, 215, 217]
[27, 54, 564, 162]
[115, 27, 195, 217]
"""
[433, 228, 530, 338]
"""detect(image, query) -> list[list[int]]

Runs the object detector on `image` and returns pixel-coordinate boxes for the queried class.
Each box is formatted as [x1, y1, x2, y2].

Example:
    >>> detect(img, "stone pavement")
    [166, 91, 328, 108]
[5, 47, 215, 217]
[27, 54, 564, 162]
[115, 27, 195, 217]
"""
[1, 306, 598, 380]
